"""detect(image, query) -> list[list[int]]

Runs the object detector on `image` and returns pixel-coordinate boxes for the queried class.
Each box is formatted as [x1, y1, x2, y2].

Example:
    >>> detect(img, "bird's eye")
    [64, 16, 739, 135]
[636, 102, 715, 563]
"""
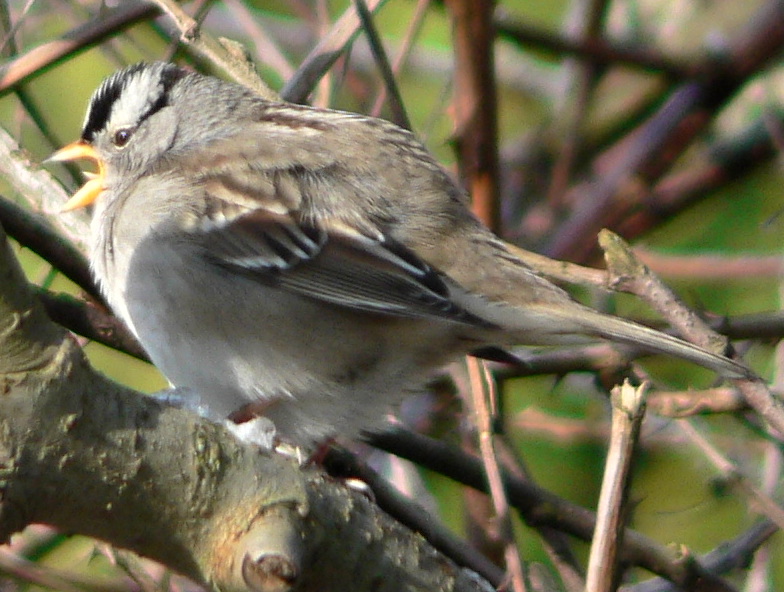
[112, 128, 133, 148]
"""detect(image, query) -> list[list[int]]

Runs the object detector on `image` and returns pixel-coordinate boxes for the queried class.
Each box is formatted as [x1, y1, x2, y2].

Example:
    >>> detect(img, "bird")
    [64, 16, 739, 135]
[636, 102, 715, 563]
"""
[49, 61, 749, 448]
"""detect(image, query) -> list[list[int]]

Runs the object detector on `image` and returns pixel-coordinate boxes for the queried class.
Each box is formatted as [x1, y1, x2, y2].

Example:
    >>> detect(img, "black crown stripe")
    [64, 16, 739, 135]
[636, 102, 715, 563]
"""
[81, 63, 146, 143]
[81, 63, 187, 143]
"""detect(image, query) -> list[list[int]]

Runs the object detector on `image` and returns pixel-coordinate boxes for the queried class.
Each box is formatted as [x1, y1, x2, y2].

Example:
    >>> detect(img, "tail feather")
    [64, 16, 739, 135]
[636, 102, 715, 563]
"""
[469, 296, 752, 378]
[451, 280, 752, 379]
[567, 308, 751, 379]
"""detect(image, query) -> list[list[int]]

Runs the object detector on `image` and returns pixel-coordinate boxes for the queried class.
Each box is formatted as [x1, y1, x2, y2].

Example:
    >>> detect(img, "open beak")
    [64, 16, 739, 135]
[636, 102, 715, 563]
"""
[46, 141, 105, 212]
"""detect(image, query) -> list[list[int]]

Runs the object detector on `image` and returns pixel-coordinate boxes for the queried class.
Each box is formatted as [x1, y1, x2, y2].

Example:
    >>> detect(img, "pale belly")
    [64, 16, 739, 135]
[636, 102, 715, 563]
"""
[111, 236, 471, 446]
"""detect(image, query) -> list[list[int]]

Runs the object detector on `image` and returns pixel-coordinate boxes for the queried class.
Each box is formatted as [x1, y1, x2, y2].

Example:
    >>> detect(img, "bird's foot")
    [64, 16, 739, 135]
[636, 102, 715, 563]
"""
[151, 387, 278, 451]
[225, 416, 278, 452]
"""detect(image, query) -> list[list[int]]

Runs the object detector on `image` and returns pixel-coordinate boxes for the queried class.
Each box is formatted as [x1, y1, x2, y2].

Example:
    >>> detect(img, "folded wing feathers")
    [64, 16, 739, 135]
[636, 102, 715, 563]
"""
[196, 208, 492, 325]
[201, 209, 325, 270]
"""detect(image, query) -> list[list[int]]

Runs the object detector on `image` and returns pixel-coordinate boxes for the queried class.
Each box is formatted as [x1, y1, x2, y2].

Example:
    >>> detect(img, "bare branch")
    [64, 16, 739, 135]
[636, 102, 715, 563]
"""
[367, 429, 737, 588]
[445, 0, 500, 231]
[677, 420, 784, 530]
[150, 0, 277, 99]
[281, 0, 390, 104]
[466, 357, 527, 592]
[0, 2, 159, 95]
[586, 380, 647, 592]
[599, 230, 784, 436]
[544, 0, 784, 262]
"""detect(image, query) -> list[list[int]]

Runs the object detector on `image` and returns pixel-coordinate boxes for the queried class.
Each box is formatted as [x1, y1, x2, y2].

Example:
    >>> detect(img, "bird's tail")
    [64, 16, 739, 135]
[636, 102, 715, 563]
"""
[465, 291, 752, 379]
[545, 306, 751, 379]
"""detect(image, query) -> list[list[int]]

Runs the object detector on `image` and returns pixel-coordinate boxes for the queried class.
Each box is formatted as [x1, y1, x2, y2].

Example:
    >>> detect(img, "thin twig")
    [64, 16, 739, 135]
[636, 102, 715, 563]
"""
[0, 125, 90, 250]
[546, 0, 608, 207]
[586, 380, 647, 592]
[222, 0, 295, 81]
[0, 1, 159, 95]
[466, 357, 527, 592]
[744, 339, 784, 589]
[635, 251, 784, 280]
[370, 0, 429, 118]
[312, 0, 332, 109]
[599, 230, 784, 438]
[0, 0, 36, 56]
[36, 289, 147, 362]
[151, 0, 277, 99]
[706, 310, 784, 341]
[543, 0, 784, 262]
[502, 241, 608, 287]
[0, 0, 77, 185]
[280, 0, 390, 104]
[599, 230, 731, 353]
[602, 110, 779, 246]
[495, 439, 586, 592]
[323, 446, 504, 588]
[677, 419, 784, 531]
[367, 428, 735, 587]
[0, 547, 132, 592]
[0, 196, 97, 300]
[494, 9, 693, 78]
[744, 440, 781, 590]
[646, 387, 747, 417]
[354, 0, 410, 130]
[624, 520, 778, 592]
[162, 0, 216, 62]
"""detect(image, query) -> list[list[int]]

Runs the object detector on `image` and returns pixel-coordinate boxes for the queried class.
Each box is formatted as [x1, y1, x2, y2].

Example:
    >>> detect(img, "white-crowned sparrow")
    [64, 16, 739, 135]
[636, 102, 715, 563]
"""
[50, 62, 748, 447]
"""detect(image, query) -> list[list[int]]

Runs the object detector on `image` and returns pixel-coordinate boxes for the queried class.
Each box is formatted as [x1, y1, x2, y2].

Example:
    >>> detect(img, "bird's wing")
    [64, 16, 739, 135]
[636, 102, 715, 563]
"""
[190, 207, 493, 327]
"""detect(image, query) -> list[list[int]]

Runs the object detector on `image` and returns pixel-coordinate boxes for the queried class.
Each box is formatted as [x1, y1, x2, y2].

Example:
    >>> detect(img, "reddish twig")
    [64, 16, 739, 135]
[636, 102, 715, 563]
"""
[445, 0, 500, 231]
[546, 0, 609, 207]
[615, 114, 781, 244]
[634, 250, 784, 280]
[223, 0, 295, 81]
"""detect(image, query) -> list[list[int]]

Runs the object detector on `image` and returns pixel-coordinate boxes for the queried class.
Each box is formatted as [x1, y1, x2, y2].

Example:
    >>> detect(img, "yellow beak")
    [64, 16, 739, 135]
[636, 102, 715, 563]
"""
[47, 141, 106, 212]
